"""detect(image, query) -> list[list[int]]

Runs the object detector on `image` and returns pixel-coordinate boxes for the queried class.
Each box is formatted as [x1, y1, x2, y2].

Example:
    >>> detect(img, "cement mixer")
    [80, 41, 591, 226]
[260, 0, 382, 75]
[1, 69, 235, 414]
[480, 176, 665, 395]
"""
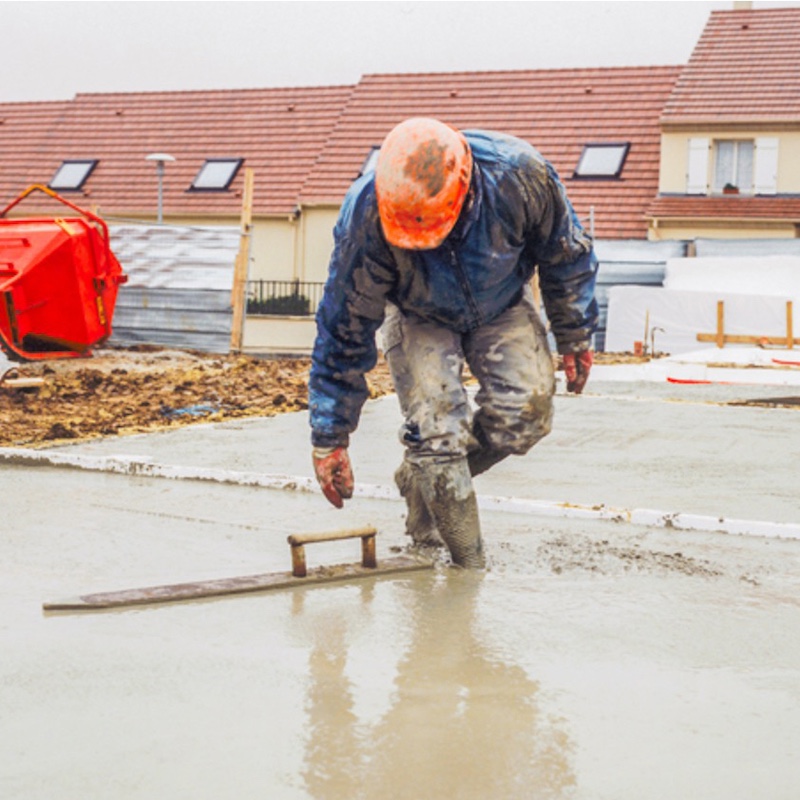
[0, 184, 127, 361]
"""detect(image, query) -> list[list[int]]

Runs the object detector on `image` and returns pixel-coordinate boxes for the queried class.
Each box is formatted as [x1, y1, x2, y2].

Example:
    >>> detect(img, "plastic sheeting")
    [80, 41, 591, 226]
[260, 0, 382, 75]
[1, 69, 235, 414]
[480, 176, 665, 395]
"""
[605, 254, 800, 355]
[108, 224, 240, 353]
[604, 286, 792, 355]
[664, 256, 800, 301]
[591, 239, 687, 350]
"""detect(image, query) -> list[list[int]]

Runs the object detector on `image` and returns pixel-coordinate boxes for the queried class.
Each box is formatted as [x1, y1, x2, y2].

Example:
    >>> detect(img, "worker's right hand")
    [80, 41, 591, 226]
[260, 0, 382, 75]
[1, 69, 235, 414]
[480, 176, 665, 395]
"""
[312, 447, 354, 509]
[563, 349, 593, 394]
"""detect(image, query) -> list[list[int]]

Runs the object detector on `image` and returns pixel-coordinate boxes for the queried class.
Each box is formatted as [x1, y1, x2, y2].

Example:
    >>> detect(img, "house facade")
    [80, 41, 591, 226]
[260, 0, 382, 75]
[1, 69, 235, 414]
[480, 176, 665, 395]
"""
[2, 7, 798, 354]
[646, 7, 800, 240]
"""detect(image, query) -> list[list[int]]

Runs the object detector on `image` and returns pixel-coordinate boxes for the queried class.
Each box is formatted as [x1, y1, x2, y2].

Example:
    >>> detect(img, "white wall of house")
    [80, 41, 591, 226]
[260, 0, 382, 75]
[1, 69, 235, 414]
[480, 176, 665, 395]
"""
[659, 130, 800, 195]
[301, 206, 340, 283]
[650, 218, 797, 241]
[158, 214, 300, 283]
[243, 315, 317, 355]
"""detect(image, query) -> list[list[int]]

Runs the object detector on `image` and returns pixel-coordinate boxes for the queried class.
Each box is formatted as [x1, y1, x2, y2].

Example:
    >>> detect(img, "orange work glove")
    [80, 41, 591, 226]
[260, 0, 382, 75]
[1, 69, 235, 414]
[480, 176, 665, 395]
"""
[562, 350, 593, 394]
[312, 447, 354, 509]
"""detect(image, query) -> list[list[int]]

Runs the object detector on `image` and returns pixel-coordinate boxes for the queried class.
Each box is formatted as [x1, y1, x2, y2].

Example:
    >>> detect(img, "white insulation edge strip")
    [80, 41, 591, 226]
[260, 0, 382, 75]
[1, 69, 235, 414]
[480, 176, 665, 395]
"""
[2, 447, 799, 541]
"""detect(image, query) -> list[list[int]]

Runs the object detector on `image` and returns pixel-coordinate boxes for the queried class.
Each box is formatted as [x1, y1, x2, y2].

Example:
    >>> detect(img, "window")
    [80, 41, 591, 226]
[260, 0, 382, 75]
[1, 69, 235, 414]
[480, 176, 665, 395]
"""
[360, 146, 380, 176]
[713, 140, 754, 193]
[574, 143, 629, 178]
[49, 160, 97, 190]
[686, 137, 779, 195]
[190, 158, 243, 191]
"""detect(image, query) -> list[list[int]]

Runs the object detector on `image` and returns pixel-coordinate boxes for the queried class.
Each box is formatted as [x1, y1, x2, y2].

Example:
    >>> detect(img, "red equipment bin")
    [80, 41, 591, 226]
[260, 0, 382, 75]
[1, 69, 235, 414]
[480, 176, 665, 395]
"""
[0, 184, 127, 361]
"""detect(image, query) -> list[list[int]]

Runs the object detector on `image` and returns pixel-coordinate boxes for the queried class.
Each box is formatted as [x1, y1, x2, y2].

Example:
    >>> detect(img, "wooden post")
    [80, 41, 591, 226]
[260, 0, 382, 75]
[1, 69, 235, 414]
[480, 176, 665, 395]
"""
[716, 301, 725, 349]
[230, 168, 255, 353]
[787, 301, 794, 351]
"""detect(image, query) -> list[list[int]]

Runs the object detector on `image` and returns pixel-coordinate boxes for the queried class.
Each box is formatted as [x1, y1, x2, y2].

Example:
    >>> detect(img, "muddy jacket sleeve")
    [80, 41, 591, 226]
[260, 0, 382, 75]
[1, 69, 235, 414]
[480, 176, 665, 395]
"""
[309, 179, 396, 448]
[520, 159, 599, 354]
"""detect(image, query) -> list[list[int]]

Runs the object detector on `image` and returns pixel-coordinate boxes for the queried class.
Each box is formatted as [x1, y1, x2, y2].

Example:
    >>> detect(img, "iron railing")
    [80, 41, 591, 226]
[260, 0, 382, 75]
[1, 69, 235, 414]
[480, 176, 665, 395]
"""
[246, 279, 325, 316]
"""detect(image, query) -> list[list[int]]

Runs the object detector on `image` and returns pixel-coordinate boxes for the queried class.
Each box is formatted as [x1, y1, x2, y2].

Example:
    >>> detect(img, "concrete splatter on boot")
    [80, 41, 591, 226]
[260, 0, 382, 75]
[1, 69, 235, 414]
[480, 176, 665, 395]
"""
[394, 461, 445, 549]
[416, 460, 486, 569]
[467, 418, 510, 477]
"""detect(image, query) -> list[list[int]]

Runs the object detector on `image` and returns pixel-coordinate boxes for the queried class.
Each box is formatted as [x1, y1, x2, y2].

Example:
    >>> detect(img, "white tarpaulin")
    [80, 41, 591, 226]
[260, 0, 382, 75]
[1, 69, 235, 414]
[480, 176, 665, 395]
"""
[605, 255, 800, 355]
[605, 286, 792, 355]
[664, 256, 800, 302]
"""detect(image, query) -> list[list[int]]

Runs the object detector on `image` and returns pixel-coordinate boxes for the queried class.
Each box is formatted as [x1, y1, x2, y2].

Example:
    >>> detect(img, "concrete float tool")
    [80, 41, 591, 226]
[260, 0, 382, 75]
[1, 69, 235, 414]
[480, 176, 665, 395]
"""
[43, 526, 433, 611]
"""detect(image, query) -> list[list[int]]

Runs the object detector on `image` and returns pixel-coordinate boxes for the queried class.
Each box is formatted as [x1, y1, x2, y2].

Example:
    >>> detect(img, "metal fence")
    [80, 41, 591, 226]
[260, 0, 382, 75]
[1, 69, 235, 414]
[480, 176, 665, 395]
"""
[247, 280, 326, 316]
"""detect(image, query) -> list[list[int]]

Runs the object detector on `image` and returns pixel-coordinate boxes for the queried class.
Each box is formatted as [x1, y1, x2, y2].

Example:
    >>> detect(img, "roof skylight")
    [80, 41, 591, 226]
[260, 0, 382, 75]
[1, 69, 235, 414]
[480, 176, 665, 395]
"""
[49, 160, 98, 191]
[574, 144, 629, 178]
[360, 147, 380, 176]
[190, 159, 243, 191]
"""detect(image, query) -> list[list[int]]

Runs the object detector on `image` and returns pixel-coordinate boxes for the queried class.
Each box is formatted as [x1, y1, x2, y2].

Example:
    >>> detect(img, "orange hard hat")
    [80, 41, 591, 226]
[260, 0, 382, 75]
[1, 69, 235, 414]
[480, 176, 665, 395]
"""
[375, 118, 473, 250]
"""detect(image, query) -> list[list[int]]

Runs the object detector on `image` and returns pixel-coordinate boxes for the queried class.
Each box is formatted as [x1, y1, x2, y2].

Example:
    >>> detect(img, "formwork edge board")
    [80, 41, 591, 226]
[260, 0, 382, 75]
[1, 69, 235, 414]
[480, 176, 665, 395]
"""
[2, 447, 799, 542]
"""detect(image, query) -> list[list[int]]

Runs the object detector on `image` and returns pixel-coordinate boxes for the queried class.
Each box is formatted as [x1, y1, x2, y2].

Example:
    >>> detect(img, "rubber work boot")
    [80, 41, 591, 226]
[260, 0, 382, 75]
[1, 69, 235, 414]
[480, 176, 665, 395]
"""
[394, 461, 444, 548]
[467, 418, 510, 478]
[416, 460, 485, 569]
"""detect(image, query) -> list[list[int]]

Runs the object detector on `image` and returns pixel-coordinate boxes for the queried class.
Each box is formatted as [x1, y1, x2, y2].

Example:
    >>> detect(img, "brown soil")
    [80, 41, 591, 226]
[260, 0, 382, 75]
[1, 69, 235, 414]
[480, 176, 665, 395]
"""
[0, 347, 641, 448]
[0, 346, 396, 447]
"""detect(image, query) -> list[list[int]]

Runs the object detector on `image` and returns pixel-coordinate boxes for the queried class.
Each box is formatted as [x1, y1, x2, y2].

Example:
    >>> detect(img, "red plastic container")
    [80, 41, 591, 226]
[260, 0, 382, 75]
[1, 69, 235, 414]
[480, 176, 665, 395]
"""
[0, 185, 127, 361]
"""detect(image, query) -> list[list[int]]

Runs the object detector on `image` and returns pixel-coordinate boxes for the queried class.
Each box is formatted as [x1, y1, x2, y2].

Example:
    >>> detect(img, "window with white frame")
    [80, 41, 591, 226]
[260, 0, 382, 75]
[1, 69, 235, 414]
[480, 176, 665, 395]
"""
[686, 137, 779, 196]
[713, 140, 754, 193]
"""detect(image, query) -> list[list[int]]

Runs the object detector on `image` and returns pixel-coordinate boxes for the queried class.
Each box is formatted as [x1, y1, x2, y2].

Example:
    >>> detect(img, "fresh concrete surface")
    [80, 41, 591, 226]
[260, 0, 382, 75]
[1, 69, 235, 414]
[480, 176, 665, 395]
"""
[2, 369, 800, 799]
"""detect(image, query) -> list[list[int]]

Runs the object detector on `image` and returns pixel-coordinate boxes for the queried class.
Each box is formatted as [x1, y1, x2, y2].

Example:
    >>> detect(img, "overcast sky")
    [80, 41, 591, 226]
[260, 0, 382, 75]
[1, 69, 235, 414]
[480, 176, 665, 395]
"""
[2, 1, 795, 102]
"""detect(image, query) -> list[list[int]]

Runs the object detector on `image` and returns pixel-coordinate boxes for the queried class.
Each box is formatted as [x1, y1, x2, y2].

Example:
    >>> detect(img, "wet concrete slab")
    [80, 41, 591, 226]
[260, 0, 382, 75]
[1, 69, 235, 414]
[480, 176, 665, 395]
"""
[27, 375, 800, 526]
[2, 376, 800, 799]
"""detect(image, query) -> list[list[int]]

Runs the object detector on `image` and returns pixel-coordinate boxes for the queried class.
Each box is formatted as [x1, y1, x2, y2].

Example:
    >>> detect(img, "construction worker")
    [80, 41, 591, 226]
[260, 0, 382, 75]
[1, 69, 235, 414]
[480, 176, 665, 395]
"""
[309, 118, 598, 568]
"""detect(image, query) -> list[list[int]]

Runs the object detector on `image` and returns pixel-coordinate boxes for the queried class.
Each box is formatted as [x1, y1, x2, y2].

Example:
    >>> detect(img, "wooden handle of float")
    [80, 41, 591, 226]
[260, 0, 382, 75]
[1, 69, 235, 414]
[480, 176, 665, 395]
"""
[287, 526, 378, 577]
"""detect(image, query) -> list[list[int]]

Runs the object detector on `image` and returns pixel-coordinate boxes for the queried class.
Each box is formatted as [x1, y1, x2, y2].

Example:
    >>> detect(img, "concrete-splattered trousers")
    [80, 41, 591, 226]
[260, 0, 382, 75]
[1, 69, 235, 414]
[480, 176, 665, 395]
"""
[381, 285, 555, 567]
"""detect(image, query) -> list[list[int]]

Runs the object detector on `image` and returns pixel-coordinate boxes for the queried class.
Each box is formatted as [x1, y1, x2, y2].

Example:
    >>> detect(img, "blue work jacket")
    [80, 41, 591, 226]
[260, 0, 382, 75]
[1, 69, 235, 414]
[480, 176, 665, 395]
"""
[310, 129, 599, 448]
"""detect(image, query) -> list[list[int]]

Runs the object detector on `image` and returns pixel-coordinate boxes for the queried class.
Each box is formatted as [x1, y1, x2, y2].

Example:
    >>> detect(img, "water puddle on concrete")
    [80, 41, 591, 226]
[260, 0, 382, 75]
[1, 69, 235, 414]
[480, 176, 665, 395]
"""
[3, 474, 800, 800]
[278, 549, 800, 800]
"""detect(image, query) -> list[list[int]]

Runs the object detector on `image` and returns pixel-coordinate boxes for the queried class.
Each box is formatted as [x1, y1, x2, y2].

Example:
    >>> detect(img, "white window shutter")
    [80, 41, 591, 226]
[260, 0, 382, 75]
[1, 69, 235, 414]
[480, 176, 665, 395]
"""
[686, 138, 709, 195]
[754, 138, 779, 195]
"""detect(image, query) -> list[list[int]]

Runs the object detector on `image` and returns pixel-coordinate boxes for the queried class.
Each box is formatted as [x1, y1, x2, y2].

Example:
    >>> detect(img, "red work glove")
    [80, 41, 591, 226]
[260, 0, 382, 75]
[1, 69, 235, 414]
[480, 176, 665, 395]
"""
[562, 350, 593, 394]
[312, 447, 354, 509]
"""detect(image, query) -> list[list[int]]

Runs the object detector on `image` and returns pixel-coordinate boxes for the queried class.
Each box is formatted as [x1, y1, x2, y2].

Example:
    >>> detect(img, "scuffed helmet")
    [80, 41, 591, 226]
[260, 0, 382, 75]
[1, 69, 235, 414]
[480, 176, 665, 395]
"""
[375, 118, 473, 250]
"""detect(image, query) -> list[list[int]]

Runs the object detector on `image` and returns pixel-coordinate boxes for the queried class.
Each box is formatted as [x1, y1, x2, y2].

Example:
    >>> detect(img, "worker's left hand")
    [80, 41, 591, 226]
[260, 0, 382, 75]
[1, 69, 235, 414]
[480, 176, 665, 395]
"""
[563, 350, 593, 394]
[312, 446, 354, 509]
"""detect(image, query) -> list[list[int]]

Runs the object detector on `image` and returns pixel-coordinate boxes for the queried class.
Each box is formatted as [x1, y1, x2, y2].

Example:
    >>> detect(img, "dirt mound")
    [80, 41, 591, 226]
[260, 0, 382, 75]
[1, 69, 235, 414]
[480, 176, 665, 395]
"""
[0, 347, 395, 447]
[0, 346, 645, 448]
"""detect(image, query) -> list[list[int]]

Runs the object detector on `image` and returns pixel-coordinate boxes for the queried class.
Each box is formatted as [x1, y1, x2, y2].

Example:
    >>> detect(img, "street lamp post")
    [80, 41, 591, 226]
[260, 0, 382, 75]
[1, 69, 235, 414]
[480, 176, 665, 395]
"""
[145, 153, 175, 224]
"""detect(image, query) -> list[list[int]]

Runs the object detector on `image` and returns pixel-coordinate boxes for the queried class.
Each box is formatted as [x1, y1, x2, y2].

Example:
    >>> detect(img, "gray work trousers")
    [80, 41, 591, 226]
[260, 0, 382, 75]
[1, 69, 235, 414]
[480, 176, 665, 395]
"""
[381, 285, 556, 474]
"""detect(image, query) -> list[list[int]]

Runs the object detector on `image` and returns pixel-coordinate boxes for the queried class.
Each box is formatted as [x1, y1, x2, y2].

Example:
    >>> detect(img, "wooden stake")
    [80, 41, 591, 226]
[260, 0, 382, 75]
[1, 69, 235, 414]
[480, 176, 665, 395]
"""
[697, 300, 800, 348]
[230, 168, 255, 353]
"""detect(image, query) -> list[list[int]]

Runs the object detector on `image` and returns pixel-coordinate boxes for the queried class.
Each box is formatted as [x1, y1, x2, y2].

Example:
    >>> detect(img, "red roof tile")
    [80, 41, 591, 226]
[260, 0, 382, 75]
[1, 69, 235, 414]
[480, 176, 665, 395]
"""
[662, 8, 800, 124]
[299, 66, 682, 240]
[0, 100, 73, 204]
[645, 194, 800, 222]
[0, 86, 353, 217]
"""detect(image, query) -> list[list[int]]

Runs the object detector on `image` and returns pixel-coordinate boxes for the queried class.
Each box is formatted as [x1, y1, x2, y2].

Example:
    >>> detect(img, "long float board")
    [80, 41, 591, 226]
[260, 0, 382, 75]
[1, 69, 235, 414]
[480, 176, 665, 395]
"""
[43, 555, 432, 611]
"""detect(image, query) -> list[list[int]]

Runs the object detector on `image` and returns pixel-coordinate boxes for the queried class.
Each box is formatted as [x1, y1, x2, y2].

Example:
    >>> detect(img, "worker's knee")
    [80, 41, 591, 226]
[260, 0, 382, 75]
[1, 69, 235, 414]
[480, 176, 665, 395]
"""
[477, 390, 554, 456]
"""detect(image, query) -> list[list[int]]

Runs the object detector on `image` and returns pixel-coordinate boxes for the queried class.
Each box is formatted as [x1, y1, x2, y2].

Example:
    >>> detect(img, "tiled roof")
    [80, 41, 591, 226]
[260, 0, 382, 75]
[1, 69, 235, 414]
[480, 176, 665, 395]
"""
[0, 86, 353, 217]
[0, 100, 73, 205]
[645, 194, 800, 222]
[661, 8, 800, 125]
[299, 66, 682, 240]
